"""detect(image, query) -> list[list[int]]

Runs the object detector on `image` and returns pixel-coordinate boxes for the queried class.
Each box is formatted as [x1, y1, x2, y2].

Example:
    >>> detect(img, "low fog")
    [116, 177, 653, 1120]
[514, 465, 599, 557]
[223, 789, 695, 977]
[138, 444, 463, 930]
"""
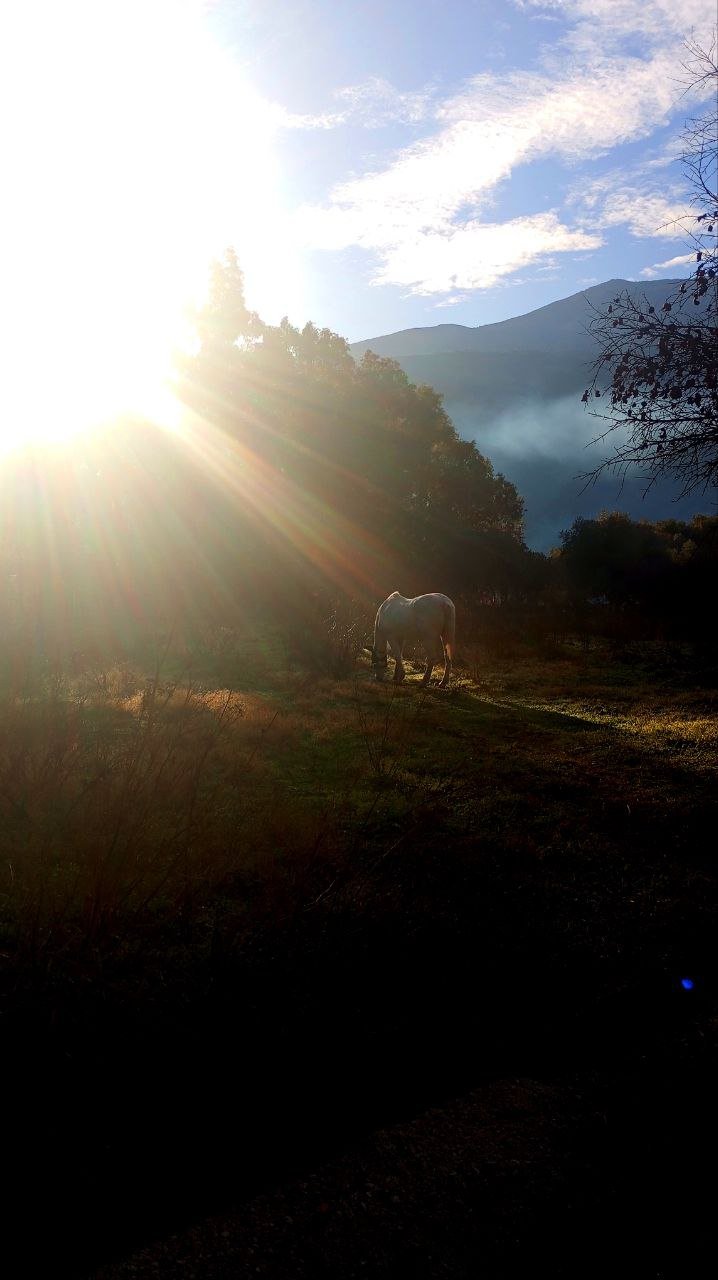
[447, 395, 718, 549]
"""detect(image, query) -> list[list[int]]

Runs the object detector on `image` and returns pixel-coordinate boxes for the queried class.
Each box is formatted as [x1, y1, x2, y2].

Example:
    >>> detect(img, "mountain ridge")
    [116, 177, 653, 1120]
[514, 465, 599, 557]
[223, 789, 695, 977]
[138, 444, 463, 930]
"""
[349, 279, 683, 361]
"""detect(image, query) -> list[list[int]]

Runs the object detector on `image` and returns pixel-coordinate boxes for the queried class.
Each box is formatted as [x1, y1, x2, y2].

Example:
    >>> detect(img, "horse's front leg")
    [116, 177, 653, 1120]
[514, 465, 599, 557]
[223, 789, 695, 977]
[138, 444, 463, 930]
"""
[389, 641, 406, 684]
[421, 655, 435, 685]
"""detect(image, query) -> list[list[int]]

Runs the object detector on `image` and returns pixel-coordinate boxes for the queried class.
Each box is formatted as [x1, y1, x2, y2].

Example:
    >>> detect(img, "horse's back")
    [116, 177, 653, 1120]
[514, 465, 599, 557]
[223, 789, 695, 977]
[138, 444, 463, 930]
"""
[408, 593, 454, 630]
[377, 591, 454, 639]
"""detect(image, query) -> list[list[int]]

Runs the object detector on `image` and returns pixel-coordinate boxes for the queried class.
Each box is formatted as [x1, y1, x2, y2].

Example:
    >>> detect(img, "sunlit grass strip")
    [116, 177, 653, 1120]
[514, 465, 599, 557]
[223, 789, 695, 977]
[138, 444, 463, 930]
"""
[472, 689, 718, 753]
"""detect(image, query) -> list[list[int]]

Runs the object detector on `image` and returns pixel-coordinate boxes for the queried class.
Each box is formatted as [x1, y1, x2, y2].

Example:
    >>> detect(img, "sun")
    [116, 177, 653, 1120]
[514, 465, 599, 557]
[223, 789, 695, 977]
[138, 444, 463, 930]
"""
[0, 1, 290, 455]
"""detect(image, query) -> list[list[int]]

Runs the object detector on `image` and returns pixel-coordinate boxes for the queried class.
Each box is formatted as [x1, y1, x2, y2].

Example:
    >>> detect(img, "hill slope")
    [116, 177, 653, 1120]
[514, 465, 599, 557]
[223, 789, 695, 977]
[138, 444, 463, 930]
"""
[350, 279, 715, 546]
[350, 279, 679, 360]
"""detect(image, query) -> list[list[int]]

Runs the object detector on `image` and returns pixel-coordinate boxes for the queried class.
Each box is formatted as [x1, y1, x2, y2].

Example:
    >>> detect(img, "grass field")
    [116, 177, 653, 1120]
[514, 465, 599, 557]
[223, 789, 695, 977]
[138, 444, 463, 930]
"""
[1, 628, 716, 1275]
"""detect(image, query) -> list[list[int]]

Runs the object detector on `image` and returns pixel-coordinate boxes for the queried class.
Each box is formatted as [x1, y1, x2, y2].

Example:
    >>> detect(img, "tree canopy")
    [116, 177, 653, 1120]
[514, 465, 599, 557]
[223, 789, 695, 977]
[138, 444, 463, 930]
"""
[555, 509, 718, 634]
[177, 251, 526, 604]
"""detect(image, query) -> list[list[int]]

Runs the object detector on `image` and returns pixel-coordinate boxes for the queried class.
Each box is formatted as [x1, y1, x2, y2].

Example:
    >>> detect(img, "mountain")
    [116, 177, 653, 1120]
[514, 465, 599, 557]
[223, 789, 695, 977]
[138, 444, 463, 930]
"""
[350, 280, 716, 548]
[350, 278, 653, 361]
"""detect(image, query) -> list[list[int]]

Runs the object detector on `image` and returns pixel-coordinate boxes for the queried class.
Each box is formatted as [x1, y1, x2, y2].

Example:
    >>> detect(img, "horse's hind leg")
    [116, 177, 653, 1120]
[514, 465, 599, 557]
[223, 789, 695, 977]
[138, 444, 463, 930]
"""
[439, 638, 452, 687]
[422, 636, 441, 685]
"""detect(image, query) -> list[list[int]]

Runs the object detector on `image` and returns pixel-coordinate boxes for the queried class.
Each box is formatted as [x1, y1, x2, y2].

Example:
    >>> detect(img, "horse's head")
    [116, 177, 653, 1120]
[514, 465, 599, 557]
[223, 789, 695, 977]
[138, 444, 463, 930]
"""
[364, 646, 388, 681]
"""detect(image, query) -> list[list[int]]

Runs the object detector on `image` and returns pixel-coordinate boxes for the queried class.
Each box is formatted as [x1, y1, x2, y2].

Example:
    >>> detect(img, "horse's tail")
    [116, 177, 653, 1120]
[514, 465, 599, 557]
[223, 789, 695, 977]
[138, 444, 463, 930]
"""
[443, 598, 456, 660]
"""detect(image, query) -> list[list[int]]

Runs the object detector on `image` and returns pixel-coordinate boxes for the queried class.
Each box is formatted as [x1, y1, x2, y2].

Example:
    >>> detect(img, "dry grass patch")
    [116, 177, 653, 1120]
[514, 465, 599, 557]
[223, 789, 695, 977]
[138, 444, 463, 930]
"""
[0, 678, 334, 962]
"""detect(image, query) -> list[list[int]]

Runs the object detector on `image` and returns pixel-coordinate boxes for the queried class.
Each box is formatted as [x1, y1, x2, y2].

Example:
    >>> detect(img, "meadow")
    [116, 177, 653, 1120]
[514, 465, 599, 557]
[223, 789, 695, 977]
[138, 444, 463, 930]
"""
[1, 620, 717, 1275]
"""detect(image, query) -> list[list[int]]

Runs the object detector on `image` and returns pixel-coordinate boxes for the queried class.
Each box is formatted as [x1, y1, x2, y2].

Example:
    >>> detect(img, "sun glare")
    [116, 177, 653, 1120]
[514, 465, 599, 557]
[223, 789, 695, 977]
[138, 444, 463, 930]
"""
[0, 1, 287, 454]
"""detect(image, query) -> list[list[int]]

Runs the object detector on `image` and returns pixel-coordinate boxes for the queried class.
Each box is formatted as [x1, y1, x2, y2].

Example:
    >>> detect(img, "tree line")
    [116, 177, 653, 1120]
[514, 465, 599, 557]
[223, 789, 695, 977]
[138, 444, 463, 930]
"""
[553, 511, 718, 639]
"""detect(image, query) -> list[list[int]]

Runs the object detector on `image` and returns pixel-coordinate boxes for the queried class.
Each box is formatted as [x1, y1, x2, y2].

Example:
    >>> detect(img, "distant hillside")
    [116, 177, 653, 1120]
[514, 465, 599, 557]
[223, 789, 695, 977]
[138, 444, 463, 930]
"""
[350, 280, 716, 547]
[350, 279, 680, 361]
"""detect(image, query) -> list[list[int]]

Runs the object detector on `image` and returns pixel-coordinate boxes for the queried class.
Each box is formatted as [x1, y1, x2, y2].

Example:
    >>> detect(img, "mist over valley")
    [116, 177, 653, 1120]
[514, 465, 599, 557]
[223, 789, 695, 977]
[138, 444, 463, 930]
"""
[351, 279, 716, 547]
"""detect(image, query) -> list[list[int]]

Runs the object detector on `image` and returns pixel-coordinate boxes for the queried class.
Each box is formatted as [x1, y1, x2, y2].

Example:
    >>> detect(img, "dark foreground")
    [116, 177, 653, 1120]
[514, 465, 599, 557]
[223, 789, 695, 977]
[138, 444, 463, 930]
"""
[2, 642, 717, 1277]
[97, 1069, 713, 1279]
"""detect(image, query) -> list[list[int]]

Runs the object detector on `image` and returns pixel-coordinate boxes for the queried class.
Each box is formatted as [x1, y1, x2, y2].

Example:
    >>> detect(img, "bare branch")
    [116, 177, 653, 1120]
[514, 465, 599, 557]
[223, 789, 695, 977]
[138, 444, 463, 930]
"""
[581, 35, 718, 498]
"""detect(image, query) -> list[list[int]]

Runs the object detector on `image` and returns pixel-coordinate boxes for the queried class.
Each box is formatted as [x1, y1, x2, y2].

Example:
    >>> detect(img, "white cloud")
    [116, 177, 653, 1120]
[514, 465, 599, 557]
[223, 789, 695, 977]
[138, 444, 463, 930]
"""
[371, 213, 602, 295]
[595, 191, 694, 238]
[322, 53, 685, 238]
[294, 206, 602, 296]
[434, 294, 471, 308]
[572, 163, 697, 238]
[333, 77, 434, 127]
[293, 0, 715, 294]
[278, 76, 435, 131]
[640, 252, 695, 276]
[515, 0, 712, 47]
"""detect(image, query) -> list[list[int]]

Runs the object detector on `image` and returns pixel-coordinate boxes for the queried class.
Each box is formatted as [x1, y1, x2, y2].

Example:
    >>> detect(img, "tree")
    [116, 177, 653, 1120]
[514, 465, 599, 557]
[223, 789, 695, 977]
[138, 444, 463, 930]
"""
[554, 510, 718, 638]
[177, 253, 527, 601]
[196, 247, 261, 350]
[582, 39, 717, 497]
[557, 511, 671, 607]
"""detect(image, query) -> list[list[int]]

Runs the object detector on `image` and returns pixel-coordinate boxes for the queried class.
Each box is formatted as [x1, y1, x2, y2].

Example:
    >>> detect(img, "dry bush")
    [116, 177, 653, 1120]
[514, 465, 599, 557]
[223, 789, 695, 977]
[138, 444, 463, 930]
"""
[74, 661, 144, 704]
[285, 594, 374, 678]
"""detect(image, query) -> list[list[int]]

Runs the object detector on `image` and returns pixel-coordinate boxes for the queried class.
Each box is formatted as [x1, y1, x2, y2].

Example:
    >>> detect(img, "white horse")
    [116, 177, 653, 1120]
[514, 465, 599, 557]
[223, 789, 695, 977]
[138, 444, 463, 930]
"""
[367, 592, 455, 687]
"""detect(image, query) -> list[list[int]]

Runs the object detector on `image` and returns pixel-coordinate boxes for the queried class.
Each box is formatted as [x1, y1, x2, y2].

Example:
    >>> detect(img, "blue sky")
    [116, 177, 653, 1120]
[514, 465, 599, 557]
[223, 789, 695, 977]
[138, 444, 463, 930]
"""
[203, 0, 715, 340]
[0, 0, 714, 441]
